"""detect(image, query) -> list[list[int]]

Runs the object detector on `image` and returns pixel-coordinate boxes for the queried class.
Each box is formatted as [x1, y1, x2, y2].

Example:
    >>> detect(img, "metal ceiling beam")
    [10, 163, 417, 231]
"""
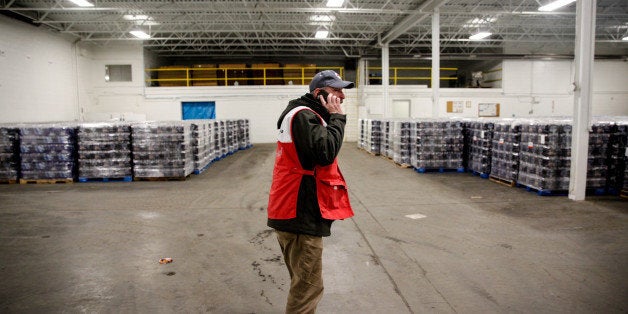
[380, 0, 449, 45]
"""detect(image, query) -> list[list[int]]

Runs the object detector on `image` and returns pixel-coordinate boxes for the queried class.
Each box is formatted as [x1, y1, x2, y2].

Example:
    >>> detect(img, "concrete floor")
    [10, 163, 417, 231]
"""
[0, 143, 626, 313]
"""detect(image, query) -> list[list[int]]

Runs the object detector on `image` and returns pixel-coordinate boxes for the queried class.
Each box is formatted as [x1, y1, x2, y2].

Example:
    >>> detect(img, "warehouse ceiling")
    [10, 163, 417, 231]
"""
[1, 0, 627, 59]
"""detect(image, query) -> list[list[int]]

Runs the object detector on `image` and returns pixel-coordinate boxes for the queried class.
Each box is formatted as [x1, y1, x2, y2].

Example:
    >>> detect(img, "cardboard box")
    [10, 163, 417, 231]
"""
[218, 63, 248, 86]
[252, 63, 282, 85]
[157, 66, 188, 87]
[192, 64, 218, 86]
[283, 64, 316, 85]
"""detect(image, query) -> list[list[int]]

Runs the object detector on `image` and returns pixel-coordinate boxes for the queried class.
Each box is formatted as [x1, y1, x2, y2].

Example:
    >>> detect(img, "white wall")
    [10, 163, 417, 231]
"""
[0, 15, 78, 123]
[142, 86, 359, 144]
[77, 41, 148, 121]
[359, 59, 628, 123]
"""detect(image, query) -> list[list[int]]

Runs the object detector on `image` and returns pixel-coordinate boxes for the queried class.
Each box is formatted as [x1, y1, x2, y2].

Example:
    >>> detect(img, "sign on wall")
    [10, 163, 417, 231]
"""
[478, 103, 500, 117]
[446, 101, 464, 113]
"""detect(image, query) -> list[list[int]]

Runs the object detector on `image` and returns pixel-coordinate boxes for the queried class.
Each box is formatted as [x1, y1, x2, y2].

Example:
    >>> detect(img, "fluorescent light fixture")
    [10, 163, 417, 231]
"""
[315, 30, 329, 39]
[123, 14, 149, 21]
[469, 32, 492, 40]
[68, 0, 94, 7]
[130, 30, 151, 39]
[623, 36, 628, 41]
[123, 15, 160, 26]
[326, 0, 344, 7]
[464, 17, 497, 28]
[310, 15, 335, 22]
[538, 0, 576, 12]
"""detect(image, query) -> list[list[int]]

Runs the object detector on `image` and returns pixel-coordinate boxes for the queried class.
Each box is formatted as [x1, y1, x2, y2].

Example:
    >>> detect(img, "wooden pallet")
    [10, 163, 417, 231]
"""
[620, 190, 628, 199]
[134, 175, 190, 182]
[0, 179, 18, 184]
[489, 176, 516, 187]
[393, 161, 412, 169]
[19, 178, 73, 184]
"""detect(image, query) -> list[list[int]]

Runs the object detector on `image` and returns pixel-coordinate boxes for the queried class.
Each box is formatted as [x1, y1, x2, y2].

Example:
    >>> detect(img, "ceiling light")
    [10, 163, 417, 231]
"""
[469, 32, 492, 40]
[623, 36, 628, 41]
[464, 17, 497, 28]
[538, 0, 576, 12]
[310, 15, 335, 22]
[315, 30, 329, 39]
[326, 0, 344, 8]
[130, 30, 151, 39]
[123, 15, 149, 21]
[68, 0, 94, 7]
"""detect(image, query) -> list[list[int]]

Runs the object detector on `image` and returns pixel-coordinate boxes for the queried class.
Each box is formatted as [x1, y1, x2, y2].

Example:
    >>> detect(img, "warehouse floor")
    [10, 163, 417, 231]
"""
[1, 143, 626, 313]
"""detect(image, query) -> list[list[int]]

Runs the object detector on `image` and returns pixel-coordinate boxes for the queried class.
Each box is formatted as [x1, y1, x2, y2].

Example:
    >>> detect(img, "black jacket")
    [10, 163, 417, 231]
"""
[267, 93, 346, 237]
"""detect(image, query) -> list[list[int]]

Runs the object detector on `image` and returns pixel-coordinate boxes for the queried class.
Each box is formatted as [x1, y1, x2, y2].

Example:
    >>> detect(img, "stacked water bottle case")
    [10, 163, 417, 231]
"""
[465, 120, 494, 177]
[490, 120, 521, 184]
[517, 119, 572, 193]
[217, 120, 228, 158]
[77, 123, 132, 181]
[226, 120, 238, 154]
[237, 119, 252, 150]
[365, 119, 382, 155]
[587, 120, 613, 191]
[132, 122, 194, 178]
[411, 119, 465, 171]
[604, 120, 627, 195]
[19, 124, 77, 182]
[0, 127, 20, 182]
[190, 120, 215, 174]
[381, 120, 393, 158]
[392, 121, 412, 166]
[358, 116, 627, 196]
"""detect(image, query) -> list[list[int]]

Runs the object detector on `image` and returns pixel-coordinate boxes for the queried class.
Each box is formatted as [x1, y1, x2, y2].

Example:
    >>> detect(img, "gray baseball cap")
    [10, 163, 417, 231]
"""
[309, 70, 355, 92]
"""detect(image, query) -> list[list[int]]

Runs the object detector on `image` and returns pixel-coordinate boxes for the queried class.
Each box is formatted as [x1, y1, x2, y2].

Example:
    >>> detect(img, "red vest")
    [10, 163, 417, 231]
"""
[267, 106, 354, 220]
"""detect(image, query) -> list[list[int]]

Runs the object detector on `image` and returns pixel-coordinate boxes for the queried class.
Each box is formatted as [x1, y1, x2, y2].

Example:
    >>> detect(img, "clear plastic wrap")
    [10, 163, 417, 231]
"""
[0, 126, 20, 181]
[517, 118, 572, 192]
[358, 119, 366, 149]
[411, 118, 465, 171]
[19, 123, 78, 180]
[364, 119, 382, 155]
[131, 121, 194, 178]
[490, 119, 521, 183]
[77, 122, 132, 180]
[465, 119, 496, 176]
[189, 120, 215, 172]
[237, 119, 252, 150]
[392, 120, 413, 166]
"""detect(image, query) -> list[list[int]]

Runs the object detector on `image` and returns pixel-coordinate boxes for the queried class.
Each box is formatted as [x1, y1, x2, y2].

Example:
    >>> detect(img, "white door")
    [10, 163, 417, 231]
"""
[392, 99, 410, 118]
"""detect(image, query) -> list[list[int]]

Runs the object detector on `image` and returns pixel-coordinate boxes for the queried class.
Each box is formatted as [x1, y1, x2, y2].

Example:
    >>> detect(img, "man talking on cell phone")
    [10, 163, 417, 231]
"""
[267, 70, 355, 313]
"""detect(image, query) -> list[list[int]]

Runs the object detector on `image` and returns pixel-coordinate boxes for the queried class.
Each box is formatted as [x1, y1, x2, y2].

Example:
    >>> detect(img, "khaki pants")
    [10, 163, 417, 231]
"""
[276, 230, 324, 314]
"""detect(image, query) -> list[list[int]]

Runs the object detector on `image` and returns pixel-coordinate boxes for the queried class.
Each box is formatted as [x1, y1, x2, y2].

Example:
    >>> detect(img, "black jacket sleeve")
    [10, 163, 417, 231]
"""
[291, 110, 346, 169]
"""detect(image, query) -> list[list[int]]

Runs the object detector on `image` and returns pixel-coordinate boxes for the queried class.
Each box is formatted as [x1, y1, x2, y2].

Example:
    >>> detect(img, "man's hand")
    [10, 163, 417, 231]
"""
[319, 92, 344, 115]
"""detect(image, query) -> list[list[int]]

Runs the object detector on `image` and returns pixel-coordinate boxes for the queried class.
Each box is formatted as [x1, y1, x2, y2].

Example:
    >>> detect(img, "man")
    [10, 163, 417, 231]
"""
[267, 70, 355, 313]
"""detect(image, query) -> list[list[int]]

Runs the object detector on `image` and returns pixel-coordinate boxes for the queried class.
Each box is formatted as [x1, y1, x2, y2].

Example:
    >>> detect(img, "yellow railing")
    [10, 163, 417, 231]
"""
[366, 67, 458, 85]
[145, 66, 344, 87]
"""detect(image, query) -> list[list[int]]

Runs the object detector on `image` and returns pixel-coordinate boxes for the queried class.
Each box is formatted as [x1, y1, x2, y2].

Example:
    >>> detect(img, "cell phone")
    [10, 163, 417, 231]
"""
[318, 90, 329, 103]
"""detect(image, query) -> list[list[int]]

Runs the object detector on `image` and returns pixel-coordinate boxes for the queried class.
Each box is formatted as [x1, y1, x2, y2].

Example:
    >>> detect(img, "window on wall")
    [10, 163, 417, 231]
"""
[105, 64, 132, 82]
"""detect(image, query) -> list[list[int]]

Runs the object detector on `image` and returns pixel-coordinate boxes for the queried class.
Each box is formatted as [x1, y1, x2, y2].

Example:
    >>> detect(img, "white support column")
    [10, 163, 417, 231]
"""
[569, 0, 596, 201]
[358, 58, 368, 87]
[431, 8, 440, 118]
[382, 43, 390, 118]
